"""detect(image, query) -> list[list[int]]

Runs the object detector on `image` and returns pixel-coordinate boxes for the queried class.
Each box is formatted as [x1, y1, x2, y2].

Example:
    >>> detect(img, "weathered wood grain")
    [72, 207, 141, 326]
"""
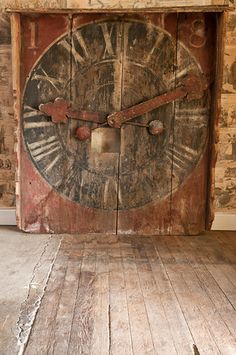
[7, 9, 234, 234]
[206, 12, 226, 227]
[18, 14, 122, 233]
[132, 238, 177, 354]
[206, 262, 236, 309]
[90, 245, 110, 354]
[21, 231, 236, 354]
[25, 248, 69, 354]
[108, 241, 133, 354]
[170, 13, 217, 234]
[150, 237, 195, 354]
[67, 0, 230, 9]
[0, 0, 230, 11]
[49, 251, 83, 354]
[0, 0, 67, 11]
[174, 234, 236, 354]
[120, 239, 155, 354]
[160, 236, 222, 354]
[67, 247, 97, 354]
[116, 14, 176, 234]
[0, 0, 233, 219]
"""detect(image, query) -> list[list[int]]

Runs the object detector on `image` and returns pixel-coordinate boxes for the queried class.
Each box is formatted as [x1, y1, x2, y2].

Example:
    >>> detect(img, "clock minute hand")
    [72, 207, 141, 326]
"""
[39, 97, 106, 124]
[107, 73, 208, 129]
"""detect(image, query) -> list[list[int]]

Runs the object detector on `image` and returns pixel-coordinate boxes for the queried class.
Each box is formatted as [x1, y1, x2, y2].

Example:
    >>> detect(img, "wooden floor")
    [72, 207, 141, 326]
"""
[24, 231, 236, 355]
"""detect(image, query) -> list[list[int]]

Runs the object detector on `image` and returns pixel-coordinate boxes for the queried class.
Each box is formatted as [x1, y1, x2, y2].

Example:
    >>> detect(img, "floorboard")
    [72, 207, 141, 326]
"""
[109, 241, 133, 354]
[24, 231, 236, 355]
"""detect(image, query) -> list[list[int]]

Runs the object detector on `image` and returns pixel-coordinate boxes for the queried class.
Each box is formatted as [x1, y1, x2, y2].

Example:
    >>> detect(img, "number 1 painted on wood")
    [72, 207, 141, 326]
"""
[28, 20, 38, 49]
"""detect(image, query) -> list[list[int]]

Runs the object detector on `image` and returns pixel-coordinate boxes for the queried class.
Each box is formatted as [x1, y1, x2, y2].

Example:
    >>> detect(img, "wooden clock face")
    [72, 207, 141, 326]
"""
[22, 17, 209, 212]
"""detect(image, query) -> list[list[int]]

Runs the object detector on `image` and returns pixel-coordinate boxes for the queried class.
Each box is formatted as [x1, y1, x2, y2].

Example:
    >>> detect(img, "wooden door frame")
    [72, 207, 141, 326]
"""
[10, 10, 226, 232]
[205, 11, 226, 230]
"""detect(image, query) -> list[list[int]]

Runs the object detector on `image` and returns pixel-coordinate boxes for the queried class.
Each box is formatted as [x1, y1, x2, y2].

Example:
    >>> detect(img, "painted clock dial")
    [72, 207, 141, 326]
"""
[22, 17, 209, 211]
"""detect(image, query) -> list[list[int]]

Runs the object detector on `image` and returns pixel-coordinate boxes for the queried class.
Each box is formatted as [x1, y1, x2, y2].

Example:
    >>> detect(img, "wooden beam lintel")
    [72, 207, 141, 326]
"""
[6, 5, 231, 14]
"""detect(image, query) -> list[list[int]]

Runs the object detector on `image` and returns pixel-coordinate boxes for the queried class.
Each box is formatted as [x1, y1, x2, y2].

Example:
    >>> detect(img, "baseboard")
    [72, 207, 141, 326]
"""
[0, 208, 16, 225]
[211, 212, 236, 231]
[0, 209, 234, 231]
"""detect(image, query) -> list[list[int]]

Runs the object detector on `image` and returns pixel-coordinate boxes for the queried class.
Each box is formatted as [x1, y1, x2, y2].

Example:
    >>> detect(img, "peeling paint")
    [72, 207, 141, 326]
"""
[24, 189, 55, 233]
[15, 235, 62, 355]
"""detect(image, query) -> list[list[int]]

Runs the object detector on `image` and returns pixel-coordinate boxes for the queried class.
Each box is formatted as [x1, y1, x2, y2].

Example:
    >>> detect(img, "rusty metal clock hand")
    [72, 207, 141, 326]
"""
[39, 97, 164, 139]
[39, 73, 208, 141]
[107, 73, 208, 128]
[39, 97, 106, 124]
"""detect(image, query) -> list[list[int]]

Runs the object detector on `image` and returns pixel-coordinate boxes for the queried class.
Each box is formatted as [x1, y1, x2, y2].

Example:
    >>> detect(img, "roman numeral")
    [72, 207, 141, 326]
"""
[176, 107, 208, 117]
[32, 67, 64, 93]
[168, 64, 195, 85]
[23, 105, 45, 119]
[123, 22, 131, 57]
[60, 31, 90, 66]
[28, 20, 38, 49]
[103, 178, 117, 208]
[175, 143, 198, 159]
[166, 143, 198, 171]
[59, 164, 79, 199]
[142, 172, 155, 191]
[100, 23, 116, 58]
[24, 122, 54, 130]
[43, 154, 62, 174]
[175, 108, 208, 126]
[23, 105, 54, 130]
[28, 136, 60, 163]
[146, 32, 165, 63]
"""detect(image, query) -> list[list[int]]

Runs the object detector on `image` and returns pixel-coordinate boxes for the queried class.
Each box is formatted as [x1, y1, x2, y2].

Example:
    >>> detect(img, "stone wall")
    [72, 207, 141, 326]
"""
[215, 10, 236, 212]
[0, 14, 15, 207]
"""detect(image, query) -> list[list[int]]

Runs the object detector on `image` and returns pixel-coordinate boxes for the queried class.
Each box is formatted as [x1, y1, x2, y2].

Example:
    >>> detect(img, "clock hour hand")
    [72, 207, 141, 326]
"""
[39, 97, 106, 124]
[107, 73, 208, 129]
[39, 97, 165, 139]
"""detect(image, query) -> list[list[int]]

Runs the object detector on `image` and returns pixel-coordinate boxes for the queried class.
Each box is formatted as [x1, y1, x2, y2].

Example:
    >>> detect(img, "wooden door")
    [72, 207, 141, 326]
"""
[14, 12, 217, 234]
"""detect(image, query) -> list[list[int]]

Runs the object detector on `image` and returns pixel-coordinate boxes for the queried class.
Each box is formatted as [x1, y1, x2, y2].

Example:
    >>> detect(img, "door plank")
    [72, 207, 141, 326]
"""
[20, 14, 121, 234]
[206, 263, 236, 309]
[170, 13, 217, 234]
[49, 250, 84, 354]
[18, 12, 217, 235]
[161, 236, 221, 354]
[109, 238, 133, 354]
[175, 235, 236, 354]
[117, 15, 177, 235]
[150, 237, 196, 355]
[214, 231, 236, 264]
[19, 14, 73, 233]
[24, 247, 69, 354]
[120, 237, 155, 354]
[133, 238, 177, 355]
[67, 247, 97, 354]
[90, 245, 110, 354]
[22, 232, 236, 353]
[193, 232, 236, 309]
